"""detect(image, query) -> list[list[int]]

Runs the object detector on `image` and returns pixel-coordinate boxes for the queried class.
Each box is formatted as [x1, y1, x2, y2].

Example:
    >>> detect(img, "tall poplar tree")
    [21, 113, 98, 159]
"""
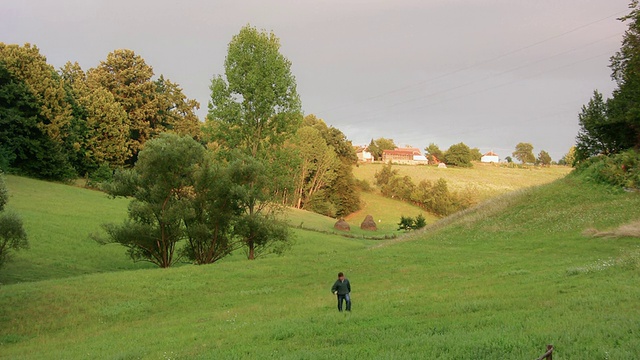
[207, 25, 300, 259]
[207, 25, 302, 157]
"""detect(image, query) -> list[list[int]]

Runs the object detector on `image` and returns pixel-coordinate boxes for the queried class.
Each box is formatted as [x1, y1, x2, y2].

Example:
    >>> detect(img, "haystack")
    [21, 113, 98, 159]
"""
[334, 218, 350, 231]
[360, 214, 378, 231]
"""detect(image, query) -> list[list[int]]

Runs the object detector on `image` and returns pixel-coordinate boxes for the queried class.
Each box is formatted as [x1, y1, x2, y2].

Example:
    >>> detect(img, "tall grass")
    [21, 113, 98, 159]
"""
[353, 162, 572, 200]
[2, 175, 640, 359]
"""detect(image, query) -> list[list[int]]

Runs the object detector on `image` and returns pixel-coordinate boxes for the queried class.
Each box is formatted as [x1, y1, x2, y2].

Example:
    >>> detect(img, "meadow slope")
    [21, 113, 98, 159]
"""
[1, 175, 640, 359]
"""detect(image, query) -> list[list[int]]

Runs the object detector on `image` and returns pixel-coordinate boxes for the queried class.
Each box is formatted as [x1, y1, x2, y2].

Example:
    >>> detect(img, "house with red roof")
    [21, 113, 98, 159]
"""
[481, 151, 500, 163]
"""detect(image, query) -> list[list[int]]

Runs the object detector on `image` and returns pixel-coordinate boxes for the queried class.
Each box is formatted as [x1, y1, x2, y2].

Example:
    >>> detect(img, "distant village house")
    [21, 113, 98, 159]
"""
[481, 151, 499, 163]
[354, 146, 373, 162]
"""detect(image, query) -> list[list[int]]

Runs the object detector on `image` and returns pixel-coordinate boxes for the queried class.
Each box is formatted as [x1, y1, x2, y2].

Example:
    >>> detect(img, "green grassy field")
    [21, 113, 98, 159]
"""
[353, 162, 572, 200]
[1, 174, 640, 359]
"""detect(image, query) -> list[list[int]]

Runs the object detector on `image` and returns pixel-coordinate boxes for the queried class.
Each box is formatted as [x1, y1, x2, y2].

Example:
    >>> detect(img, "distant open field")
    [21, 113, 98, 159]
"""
[353, 162, 572, 200]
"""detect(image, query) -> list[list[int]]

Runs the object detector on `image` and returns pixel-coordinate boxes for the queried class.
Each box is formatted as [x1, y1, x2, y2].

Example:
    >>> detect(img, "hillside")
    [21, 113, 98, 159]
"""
[353, 162, 572, 200]
[1, 175, 640, 358]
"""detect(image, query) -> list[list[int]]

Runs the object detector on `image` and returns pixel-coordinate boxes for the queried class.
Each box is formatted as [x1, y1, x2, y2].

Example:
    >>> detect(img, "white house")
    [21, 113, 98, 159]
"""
[481, 151, 499, 163]
[355, 146, 373, 162]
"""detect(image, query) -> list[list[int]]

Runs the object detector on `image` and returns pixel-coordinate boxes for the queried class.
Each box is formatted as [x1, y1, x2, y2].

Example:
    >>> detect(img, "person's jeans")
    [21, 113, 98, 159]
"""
[337, 293, 351, 312]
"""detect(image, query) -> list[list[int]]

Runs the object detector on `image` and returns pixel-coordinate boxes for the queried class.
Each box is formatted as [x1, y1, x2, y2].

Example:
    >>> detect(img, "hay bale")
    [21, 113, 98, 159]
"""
[360, 215, 378, 231]
[334, 218, 350, 231]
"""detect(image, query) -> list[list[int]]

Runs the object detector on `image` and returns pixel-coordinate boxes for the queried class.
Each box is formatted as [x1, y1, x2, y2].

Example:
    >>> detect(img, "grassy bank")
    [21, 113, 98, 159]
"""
[1, 174, 640, 358]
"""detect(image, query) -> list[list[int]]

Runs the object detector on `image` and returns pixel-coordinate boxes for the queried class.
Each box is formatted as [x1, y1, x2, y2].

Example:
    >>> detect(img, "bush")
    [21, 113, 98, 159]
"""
[572, 150, 640, 189]
[397, 214, 427, 231]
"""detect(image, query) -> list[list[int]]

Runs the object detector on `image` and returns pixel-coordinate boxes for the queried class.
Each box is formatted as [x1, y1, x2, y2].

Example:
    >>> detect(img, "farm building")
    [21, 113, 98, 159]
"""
[354, 146, 373, 162]
[481, 151, 500, 163]
[382, 147, 428, 165]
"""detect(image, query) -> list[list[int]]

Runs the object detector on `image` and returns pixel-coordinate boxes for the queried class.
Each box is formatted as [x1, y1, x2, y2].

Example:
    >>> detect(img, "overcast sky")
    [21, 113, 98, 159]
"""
[2, 0, 631, 160]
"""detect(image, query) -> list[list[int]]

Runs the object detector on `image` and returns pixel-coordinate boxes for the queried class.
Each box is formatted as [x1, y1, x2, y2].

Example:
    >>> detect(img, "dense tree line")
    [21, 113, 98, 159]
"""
[0, 44, 201, 181]
[576, 1, 640, 163]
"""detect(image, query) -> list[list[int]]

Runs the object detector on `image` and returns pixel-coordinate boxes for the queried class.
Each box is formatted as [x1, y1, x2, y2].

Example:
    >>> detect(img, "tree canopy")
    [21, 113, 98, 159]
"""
[207, 24, 302, 158]
[512, 142, 536, 164]
[575, 1, 640, 162]
[0, 175, 28, 269]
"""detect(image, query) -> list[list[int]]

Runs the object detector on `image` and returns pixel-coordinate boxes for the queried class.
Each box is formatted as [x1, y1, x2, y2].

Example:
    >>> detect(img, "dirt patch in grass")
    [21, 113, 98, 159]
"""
[584, 219, 640, 239]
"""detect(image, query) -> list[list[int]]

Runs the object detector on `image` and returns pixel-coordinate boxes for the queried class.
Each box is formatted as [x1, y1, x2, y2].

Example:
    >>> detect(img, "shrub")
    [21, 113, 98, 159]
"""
[572, 150, 640, 189]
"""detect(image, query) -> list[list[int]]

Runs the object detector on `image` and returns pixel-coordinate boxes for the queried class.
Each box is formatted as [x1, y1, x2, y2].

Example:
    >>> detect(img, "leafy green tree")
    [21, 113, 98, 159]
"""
[560, 146, 576, 166]
[0, 175, 28, 269]
[88, 50, 199, 164]
[299, 114, 360, 217]
[397, 215, 415, 231]
[470, 147, 483, 162]
[505, 156, 513, 163]
[0, 43, 74, 147]
[414, 214, 427, 229]
[537, 150, 552, 166]
[512, 143, 535, 164]
[227, 154, 292, 260]
[368, 138, 396, 161]
[424, 143, 444, 164]
[208, 25, 302, 158]
[100, 134, 207, 268]
[374, 162, 399, 187]
[292, 126, 339, 210]
[576, 91, 631, 161]
[182, 160, 240, 265]
[60, 62, 130, 172]
[444, 142, 473, 167]
[608, 1, 640, 150]
[382, 175, 415, 202]
[87, 49, 157, 163]
[154, 75, 202, 139]
[0, 62, 75, 180]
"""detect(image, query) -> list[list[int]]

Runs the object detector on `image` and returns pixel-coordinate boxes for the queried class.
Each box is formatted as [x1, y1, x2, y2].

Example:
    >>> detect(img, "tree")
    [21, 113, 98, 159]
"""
[374, 162, 399, 187]
[87, 49, 159, 165]
[559, 146, 577, 166]
[88, 49, 200, 164]
[60, 62, 130, 172]
[575, 2, 640, 161]
[206, 25, 301, 259]
[574, 91, 629, 162]
[424, 143, 444, 164]
[0, 175, 28, 269]
[470, 147, 483, 162]
[608, 1, 640, 149]
[1, 43, 77, 179]
[512, 143, 535, 164]
[368, 138, 396, 161]
[0, 43, 74, 146]
[0, 62, 75, 180]
[292, 126, 339, 210]
[100, 134, 207, 268]
[227, 154, 292, 260]
[537, 150, 552, 166]
[207, 25, 302, 158]
[444, 142, 473, 167]
[505, 156, 513, 163]
[154, 75, 202, 139]
[298, 114, 360, 217]
[182, 160, 240, 265]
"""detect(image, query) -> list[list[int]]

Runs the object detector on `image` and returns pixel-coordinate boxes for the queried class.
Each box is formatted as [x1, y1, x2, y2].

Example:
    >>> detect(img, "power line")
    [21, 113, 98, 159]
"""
[321, 9, 627, 115]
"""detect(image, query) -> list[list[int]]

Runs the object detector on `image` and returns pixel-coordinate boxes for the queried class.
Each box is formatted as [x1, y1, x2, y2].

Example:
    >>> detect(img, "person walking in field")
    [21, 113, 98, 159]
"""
[331, 272, 351, 312]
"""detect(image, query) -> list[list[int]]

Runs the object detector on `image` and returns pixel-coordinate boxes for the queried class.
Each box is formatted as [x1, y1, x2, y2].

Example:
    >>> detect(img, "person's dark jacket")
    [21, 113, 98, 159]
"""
[331, 278, 351, 295]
